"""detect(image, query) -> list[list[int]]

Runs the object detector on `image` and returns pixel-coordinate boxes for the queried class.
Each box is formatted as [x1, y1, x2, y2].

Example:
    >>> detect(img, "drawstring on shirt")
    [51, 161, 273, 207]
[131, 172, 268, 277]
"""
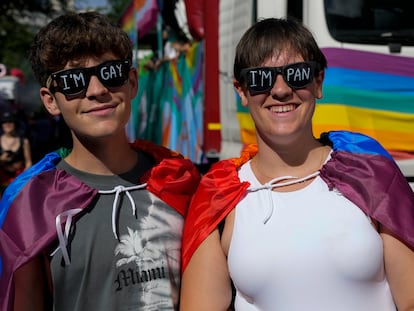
[53, 208, 83, 266]
[247, 171, 320, 224]
[99, 184, 147, 240]
[53, 183, 147, 266]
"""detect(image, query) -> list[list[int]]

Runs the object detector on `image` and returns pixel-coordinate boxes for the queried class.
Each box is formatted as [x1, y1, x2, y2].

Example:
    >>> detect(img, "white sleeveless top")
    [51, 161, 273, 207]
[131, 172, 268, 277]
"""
[227, 161, 396, 311]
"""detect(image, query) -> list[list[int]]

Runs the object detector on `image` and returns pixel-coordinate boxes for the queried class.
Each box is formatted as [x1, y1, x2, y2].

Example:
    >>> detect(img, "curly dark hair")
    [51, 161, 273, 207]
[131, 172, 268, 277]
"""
[29, 11, 133, 87]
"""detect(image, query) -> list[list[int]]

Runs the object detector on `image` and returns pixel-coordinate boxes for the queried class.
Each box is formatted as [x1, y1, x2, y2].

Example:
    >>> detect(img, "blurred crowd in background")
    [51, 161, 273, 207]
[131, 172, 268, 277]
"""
[0, 106, 71, 193]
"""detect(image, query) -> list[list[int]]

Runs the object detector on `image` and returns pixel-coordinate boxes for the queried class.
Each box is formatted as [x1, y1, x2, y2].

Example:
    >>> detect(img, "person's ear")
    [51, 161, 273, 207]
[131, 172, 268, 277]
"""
[40, 87, 61, 116]
[315, 70, 324, 99]
[234, 79, 249, 107]
[128, 68, 139, 98]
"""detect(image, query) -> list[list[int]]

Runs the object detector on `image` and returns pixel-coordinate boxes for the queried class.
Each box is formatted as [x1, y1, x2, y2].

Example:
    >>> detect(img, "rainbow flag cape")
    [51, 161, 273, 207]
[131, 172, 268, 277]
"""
[0, 140, 201, 311]
[181, 130, 414, 272]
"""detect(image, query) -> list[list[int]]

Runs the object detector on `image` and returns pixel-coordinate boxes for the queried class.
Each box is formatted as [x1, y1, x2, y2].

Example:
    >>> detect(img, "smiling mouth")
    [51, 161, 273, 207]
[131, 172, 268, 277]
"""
[269, 104, 297, 113]
[86, 104, 117, 113]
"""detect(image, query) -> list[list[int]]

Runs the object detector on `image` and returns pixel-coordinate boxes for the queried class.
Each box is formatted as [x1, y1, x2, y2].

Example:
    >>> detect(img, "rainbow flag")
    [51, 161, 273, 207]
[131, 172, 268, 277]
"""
[314, 48, 414, 156]
[120, 1, 137, 45]
[132, 43, 204, 163]
[120, 0, 158, 43]
[121, 0, 159, 141]
[236, 48, 414, 157]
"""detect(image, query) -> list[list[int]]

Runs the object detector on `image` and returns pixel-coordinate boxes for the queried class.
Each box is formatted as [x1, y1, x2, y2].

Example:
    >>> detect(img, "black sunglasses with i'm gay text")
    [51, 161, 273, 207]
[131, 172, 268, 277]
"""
[46, 59, 131, 99]
[240, 61, 321, 95]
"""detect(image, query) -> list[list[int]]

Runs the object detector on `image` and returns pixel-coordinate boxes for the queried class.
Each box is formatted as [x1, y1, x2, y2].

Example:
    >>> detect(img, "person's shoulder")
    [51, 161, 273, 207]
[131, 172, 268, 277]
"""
[131, 139, 200, 180]
[130, 139, 183, 160]
[320, 130, 392, 160]
[130, 139, 201, 170]
[1, 152, 60, 200]
[203, 144, 258, 176]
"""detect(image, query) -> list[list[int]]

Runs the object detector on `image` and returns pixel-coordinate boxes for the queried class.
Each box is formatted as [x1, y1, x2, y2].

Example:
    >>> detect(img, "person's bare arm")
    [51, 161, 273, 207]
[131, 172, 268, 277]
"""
[382, 228, 414, 311]
[13, 256, 48, 311]
[180, 229, 232, 311]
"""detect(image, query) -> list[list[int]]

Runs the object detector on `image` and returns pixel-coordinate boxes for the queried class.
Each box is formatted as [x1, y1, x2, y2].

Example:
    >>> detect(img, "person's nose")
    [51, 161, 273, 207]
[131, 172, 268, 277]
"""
[270, 73, 292, 98]
[86, 75, 109, 98]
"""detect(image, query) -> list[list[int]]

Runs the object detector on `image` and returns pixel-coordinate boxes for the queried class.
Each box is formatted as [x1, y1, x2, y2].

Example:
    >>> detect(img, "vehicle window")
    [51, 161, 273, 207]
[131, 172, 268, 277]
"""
[324, 0, 414, 46]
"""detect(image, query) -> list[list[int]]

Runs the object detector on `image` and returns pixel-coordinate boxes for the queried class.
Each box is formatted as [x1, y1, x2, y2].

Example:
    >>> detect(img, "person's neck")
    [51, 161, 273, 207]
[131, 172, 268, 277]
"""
[253, 136, 329, 180]
[64, 136, 138, 175]
[2, 132, 16, 138]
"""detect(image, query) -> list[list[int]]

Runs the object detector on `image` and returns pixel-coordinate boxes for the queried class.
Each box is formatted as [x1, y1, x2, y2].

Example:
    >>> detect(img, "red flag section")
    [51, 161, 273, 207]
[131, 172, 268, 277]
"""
[184, 0, 205, 40]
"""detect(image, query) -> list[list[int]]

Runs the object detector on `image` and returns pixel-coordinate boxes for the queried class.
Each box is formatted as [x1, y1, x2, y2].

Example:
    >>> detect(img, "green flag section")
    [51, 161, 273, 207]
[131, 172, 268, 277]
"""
[130, 42, 204, 163]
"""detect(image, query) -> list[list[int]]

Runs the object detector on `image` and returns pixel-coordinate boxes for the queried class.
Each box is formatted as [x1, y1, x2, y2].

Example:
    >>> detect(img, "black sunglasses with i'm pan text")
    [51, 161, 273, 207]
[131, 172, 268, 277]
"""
[47, 59, 131, 99]
[240, 61, 321, 95]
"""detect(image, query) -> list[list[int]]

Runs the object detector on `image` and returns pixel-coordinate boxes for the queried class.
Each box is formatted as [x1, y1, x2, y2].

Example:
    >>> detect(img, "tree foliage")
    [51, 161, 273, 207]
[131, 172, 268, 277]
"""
[0, 0, 70, 74]
[107, 0, 131, 23]
[0, 0, 53, 13]
[0, 0, 128, 75]
[0, 15, 31, 73]
[0, 0, 128, 114]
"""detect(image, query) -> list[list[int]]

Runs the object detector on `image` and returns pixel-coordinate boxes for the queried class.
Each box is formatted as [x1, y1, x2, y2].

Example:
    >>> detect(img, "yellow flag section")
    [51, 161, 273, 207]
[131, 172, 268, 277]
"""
[313, 105, 414, 153]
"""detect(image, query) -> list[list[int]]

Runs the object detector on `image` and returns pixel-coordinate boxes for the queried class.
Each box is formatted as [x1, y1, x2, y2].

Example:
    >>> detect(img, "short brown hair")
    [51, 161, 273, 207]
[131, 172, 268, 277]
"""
[29, 11, 133, 87]
[234, 17, 327, 82]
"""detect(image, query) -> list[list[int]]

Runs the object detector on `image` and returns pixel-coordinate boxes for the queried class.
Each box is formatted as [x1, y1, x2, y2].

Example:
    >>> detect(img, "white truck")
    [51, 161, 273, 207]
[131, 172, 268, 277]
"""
[184, 0, 414, 187]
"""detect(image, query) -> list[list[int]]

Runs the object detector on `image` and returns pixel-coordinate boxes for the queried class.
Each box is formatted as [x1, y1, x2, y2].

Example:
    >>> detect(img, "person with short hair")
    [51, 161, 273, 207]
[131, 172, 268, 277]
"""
[180, 17, 414, 311]
[0, 11, 200, 311]
[0, 111, 32, 192]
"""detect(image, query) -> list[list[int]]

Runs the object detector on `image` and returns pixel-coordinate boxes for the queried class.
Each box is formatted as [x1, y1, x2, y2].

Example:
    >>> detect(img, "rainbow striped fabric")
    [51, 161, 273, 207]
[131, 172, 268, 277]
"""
[314, 48, 414, 156]
[236, 48, 414, 157]
[120, 0, 158, 43]
[131, 43, 204, 163]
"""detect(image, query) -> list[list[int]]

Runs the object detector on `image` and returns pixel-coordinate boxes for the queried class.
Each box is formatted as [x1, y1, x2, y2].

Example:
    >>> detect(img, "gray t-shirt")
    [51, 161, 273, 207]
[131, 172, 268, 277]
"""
[51, 153, 183, 310]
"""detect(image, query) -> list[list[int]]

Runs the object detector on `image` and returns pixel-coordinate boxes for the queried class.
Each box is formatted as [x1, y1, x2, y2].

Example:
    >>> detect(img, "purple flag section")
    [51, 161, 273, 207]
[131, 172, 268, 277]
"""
[320, 151, 414, 248]
[0, 169, 98, 311]
[322, 47, 414, 77]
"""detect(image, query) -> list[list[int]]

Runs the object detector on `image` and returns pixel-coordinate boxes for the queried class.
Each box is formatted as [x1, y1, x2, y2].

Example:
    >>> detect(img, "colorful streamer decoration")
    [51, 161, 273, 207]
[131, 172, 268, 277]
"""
[133, 42, 204, 164]
[120, 1, 204, 163]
